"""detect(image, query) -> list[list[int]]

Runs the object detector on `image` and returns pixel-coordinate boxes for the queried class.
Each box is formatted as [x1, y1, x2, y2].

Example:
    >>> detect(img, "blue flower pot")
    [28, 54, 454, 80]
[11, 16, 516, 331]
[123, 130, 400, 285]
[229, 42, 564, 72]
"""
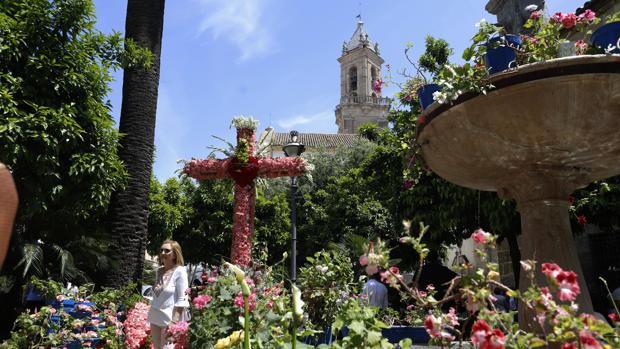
[591, 22, 620, 54]
[382, 326, 431, 344]
[416, 84, 441, 110]
[484, 34, 522, 74]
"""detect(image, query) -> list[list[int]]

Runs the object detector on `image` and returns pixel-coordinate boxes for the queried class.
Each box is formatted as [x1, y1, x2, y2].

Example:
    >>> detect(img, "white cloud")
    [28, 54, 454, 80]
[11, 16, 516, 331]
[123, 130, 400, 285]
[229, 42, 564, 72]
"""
[277, 109, 334, 130]
[195, 0, 274, 61]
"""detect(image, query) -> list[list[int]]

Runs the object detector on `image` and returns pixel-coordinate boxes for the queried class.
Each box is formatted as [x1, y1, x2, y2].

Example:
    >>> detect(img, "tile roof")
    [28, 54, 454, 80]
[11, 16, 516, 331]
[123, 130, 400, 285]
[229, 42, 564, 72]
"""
[268, 132, 360, 148]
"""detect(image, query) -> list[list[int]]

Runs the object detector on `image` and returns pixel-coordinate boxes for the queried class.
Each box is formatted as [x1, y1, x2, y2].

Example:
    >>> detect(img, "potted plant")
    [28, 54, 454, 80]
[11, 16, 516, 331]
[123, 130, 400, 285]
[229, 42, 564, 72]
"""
[591, 12, 620, 53]
[401, 36, 453, 110]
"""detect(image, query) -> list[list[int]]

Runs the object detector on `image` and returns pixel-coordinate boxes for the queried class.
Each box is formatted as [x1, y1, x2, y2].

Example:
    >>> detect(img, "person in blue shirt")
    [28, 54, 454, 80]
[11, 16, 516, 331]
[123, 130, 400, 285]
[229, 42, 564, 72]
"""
[363, 272, 388, 308]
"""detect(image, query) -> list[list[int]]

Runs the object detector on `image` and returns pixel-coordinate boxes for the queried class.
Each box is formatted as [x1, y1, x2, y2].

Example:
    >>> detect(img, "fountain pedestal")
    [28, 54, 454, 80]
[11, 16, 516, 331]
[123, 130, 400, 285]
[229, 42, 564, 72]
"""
[417, 55, 620, 326]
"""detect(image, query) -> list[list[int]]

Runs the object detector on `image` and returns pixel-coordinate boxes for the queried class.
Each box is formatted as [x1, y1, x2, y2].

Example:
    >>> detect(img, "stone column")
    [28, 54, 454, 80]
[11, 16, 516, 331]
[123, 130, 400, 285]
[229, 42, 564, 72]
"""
[498, 169, 593, 329]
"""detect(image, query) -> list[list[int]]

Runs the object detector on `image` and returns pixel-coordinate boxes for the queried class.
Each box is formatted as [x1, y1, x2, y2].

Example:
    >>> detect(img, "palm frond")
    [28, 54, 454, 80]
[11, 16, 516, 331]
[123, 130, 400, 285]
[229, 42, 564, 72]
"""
[51, 244, 76, 281]
[15, 243, 43, 278]
[0, 275, 15, 294]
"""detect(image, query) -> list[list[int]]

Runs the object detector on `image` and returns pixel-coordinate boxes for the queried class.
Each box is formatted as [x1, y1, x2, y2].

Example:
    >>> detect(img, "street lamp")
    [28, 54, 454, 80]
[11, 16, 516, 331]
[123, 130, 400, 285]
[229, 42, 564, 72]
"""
[283, 130, 305, 283]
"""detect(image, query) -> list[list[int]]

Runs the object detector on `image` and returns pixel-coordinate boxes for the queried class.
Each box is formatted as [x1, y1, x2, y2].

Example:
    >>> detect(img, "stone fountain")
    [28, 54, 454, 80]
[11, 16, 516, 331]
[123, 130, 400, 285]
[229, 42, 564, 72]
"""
[416, 55, 620, 327]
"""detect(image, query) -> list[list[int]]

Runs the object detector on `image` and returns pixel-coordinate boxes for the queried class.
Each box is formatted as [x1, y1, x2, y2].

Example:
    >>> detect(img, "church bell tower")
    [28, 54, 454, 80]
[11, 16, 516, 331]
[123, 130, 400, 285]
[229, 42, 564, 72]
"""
[335, 20, 390, 134]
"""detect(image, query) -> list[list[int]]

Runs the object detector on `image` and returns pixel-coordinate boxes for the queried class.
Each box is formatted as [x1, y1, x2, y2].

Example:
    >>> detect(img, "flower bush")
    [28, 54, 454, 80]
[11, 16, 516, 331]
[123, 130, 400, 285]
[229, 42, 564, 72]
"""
[368, 222, 620, 349]
[299, 250, 357, 330]
[187, 263, 311, 348]
[0, 278, 137, 349]
[428, 9, 620, 106]
[124, 302, 151, 349]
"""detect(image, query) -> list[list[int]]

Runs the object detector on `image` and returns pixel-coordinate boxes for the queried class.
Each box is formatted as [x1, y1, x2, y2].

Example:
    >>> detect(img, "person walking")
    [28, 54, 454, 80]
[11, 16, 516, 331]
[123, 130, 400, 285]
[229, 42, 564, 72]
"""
[147, 240, 189, 349]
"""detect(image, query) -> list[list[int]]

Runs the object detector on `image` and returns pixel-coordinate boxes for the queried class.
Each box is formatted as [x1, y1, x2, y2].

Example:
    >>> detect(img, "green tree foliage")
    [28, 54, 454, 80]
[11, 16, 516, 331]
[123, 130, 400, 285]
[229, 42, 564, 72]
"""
[147, 177, 291, 266]
[0, 0, 150, 336]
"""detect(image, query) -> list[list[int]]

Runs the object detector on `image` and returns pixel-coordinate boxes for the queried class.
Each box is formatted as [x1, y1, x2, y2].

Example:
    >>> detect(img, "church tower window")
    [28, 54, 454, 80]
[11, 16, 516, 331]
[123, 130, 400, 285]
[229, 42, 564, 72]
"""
[348, 66, 358, 93]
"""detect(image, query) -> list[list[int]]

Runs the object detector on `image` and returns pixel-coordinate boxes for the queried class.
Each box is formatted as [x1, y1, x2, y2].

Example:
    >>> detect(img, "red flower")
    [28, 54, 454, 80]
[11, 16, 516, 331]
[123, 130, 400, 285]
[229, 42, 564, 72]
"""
[556, 271, 580, 301]
[541, 263, 562, 278]
[577, 215, 587, 225]
[568, 195, 576, 205]
[579, 330, 603, 349]
[471, 319, 491, 345]
[481, 329, 506, 349]
[530, 10, 541, 20]
[561, 343, 577, 349]
[418, 115, 426, 125]
[609, 313, 619, 323]
[551, 12, 563, 23]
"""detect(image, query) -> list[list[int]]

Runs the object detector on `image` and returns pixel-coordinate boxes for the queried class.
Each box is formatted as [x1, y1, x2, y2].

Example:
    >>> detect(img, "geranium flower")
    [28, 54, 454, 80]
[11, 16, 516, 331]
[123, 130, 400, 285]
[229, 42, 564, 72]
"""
[556, 271, 580, 301]
[577, 215, 587, 226]
[561, 343, 577, 349]
[192, 294, 212, 310]
[471, 319, 491, 345]
[577, 9, 596, 23]
[541, 263, 562, 279]
[579, 330, 603, 349]
[471, 228, 491, 244]
[359, 255, 369, 266]
[530, 10, 541, 20]
[561, 13, 577, 29]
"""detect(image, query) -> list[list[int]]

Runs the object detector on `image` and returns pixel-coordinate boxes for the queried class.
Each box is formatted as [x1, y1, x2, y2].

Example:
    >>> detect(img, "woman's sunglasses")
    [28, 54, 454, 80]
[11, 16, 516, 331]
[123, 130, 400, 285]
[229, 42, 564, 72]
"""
[160, 248, 173, 254]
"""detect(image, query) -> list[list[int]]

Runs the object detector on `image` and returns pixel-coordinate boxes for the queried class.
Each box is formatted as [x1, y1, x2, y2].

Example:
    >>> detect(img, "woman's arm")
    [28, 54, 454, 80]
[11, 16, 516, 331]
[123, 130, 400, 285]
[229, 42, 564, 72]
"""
[172, 267, 190, 322]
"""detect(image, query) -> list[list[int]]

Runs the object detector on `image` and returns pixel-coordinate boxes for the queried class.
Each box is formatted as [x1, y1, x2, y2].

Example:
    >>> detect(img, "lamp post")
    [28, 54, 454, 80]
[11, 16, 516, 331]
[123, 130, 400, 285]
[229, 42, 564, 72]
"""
[283, 130, 305, 283]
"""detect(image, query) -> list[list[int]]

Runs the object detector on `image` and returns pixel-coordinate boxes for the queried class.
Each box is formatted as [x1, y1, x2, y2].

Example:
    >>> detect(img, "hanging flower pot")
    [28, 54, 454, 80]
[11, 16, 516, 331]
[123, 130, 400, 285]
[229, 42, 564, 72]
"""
[484, 34, 522, 74]
[416, 83, 441, 110]
[227, 156, 260, 187]
[591, 22, 620, 53]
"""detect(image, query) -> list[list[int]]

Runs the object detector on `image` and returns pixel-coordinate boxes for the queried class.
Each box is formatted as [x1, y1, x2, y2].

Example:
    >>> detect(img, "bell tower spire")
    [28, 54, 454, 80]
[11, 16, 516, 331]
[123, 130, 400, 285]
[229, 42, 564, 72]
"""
[335, 19, 390, 134]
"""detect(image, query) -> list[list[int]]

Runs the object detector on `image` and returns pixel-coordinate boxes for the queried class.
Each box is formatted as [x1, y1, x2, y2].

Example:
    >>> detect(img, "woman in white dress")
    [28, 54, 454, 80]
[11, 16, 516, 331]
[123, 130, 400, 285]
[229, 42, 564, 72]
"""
[148, 240, 189, 349]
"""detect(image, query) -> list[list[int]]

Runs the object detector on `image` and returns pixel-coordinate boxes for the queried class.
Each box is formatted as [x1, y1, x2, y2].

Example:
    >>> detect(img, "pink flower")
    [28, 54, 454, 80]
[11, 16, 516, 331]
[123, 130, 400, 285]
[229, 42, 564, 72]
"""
[380, 266, 403, 287]
[541, 263, 562, 278]
[207, 276, 217, 283]
[556, 271, 580, 301]
[577, 215, 587, 225]
[234, 292, 257, 312]
[124, 302, 151, 349]
[365, 264, 378, 276]
[403, 94, 412, 102]
[561, 13, 577, 29]
[424, 314, 455, 341]
[578, 9, 596, 22]
[530, 10, 541, 20]
[359, 255, 369, 266]
[608, 313, 619, 323]
[56, 295, 64, 302]
[166, 321, 189, 349]
[575, 40, 588, 55]
[192, 294, 212, 310]
[471, 228, 491, 244]
[372, 79, 383, 94]
[561, 343, 577, 349]
[579, 330, 603, 349]
[551, 12, 564, 23]
[446, 307, 459, 326]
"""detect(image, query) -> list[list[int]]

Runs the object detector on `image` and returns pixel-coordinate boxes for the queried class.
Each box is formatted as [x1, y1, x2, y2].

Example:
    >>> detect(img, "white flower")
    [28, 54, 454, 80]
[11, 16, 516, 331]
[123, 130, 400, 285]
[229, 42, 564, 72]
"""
[315, 265, 328, 273]
[432, 91, 448, 104]
[605, 44, 617, 54]
[475, 18, 487, 27]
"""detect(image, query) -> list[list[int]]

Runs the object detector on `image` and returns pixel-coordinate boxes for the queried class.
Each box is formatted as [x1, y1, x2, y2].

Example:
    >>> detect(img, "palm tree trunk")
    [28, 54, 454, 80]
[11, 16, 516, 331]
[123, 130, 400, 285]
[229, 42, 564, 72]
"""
[105, 0, 166, 287]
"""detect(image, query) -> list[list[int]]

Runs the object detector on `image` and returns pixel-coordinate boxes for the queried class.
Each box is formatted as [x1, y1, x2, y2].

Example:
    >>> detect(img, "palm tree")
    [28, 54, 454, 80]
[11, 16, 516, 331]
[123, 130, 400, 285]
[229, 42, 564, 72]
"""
[106, 0, 166, 287]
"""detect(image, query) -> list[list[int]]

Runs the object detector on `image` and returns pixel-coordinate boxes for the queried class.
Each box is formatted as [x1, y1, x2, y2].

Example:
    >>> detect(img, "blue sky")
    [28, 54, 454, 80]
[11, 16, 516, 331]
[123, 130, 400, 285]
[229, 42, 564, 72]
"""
[93, 0, 588, 181]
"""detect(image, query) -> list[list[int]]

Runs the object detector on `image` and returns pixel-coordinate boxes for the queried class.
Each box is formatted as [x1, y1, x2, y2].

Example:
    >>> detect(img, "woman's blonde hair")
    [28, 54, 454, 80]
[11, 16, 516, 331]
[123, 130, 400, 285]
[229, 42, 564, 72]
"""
[161, 239, 185, 266]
